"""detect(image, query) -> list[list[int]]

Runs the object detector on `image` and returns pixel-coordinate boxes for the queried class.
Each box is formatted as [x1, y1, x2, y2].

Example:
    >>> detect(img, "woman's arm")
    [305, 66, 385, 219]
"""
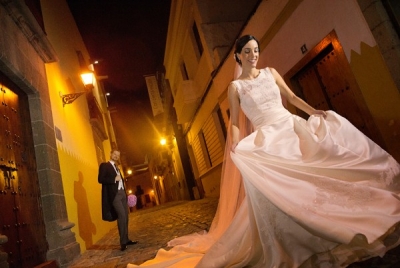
[228, 82, 241, 152]
[270, 68, 327, 118]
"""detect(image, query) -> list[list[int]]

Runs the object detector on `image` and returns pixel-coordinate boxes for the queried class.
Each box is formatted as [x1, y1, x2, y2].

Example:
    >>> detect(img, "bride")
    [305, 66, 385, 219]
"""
[128, 35, 400, 267]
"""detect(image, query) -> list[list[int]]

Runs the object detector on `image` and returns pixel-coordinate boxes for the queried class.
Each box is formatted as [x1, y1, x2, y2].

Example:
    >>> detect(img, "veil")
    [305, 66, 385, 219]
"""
[167, 62, 250, 246]
[127, 63, 252, 267]
[193, 62, 249, 238]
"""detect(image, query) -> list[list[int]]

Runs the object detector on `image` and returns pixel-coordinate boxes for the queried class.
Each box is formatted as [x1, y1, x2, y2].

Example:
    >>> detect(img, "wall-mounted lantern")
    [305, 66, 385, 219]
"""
[60, 51, 96, 106]
[60, 70, 95, 106]
[80, 70, 95, 90]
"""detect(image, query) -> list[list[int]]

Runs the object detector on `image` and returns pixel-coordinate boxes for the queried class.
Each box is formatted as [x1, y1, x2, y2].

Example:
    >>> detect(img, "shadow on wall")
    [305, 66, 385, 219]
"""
[74, 171, 97, 249]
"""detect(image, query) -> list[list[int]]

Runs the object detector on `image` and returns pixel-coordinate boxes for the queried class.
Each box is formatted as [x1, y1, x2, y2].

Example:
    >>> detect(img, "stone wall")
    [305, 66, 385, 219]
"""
[0, 0, 79, 267]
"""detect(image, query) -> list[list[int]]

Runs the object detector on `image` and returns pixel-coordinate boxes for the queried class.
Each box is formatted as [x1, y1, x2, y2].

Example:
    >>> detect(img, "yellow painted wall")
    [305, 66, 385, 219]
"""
[350, 43, 400, 161]
[56, 144, 114, 250]
[42, 0, 115, 252]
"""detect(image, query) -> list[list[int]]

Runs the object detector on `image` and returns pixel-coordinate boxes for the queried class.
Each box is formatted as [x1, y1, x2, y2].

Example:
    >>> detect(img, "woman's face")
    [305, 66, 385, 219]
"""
[239, 40, 259, 68]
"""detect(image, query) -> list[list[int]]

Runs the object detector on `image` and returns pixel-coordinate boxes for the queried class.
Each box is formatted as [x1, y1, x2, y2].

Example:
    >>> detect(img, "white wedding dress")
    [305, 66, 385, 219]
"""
[128, 67, 400, 268]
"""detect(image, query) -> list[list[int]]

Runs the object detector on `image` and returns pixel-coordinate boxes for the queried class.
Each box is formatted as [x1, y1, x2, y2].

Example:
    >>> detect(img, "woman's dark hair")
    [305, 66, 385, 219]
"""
[234, 35, 260, 65]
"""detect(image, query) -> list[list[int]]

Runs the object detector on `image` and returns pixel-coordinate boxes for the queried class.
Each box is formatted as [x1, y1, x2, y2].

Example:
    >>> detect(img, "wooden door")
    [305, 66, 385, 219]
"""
[0, 73, 47, 267]
[285, 30, 385, 148]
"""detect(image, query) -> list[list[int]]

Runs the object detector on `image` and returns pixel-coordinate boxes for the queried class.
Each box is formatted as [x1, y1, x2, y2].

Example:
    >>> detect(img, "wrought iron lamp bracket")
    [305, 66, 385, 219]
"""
[59, 92, 86, 107]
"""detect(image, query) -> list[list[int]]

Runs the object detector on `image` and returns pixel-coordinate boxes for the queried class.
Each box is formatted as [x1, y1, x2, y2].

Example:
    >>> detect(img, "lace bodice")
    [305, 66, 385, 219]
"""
[232, 68, 290, 128]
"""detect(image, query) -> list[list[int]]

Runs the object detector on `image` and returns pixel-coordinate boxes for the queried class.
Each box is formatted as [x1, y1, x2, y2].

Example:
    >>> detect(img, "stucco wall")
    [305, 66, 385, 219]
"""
[212, 0, 400, 160]
[255, 0, 400, 160]
[41, 0, 115, 252]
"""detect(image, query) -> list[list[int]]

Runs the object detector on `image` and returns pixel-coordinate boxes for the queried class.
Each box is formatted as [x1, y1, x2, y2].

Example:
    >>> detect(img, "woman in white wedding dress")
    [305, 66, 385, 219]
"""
[128, 35, 400, 268]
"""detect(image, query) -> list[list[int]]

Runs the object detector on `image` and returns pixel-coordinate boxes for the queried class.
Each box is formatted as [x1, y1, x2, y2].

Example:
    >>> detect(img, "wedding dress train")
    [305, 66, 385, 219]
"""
[128, 67, 400, 268]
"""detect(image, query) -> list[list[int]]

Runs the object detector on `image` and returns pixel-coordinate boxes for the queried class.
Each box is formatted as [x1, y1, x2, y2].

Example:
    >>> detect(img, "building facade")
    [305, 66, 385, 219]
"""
[160, 0, 261, 200]
[163, 0, 400, 198]
[148, 69, 195, 204]
[0, 0, 118, 267]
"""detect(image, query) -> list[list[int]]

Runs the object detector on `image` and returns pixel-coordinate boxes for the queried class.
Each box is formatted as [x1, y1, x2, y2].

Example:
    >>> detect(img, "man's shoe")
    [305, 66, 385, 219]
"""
[127, 240, 138, 245]
[121, 244, 127, 251]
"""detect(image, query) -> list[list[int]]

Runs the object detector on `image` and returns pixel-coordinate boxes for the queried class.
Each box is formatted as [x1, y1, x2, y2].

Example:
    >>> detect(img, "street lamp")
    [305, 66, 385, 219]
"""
[160, 138, 166, 146]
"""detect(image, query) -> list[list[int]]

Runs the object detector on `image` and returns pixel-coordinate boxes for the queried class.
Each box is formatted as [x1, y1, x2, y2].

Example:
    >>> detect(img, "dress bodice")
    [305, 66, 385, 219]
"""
[232, 67, 290, 128]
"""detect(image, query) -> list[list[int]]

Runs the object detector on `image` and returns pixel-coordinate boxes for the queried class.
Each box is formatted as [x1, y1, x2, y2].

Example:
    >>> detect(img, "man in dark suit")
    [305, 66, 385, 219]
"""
[98, 149, 138, 251]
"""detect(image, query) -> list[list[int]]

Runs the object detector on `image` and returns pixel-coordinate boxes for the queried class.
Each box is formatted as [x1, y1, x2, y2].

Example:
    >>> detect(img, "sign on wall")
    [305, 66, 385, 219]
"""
[145, 75, 164, 116]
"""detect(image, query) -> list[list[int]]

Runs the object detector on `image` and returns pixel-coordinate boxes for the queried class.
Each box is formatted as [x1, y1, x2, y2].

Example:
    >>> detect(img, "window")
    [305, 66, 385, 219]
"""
[25, 0, 45, 31]
[216, 107, 227, 140]
[192, 110, 226, 175]
[180, 61, 189, 80]
[192, 22, 204, 57]
[198, 130, 212, 168]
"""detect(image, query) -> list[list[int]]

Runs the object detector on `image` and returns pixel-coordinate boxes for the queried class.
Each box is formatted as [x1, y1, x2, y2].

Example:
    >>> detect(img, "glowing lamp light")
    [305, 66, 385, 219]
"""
[81, 71, 95, 90]
[160, 138, 167, 145]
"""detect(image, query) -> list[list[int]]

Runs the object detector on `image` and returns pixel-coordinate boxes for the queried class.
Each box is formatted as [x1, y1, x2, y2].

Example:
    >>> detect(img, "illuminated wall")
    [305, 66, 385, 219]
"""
[253, 0, 400, 161]
[209, 0, 400, 161]
[41, 0, 115, 252]
[165, 0, 400, 197]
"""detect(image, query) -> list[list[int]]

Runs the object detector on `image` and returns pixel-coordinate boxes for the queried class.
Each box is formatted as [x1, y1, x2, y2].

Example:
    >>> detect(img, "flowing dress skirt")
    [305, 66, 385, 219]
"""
[128, 111, 400, 268]
[225, 110, 400, 267]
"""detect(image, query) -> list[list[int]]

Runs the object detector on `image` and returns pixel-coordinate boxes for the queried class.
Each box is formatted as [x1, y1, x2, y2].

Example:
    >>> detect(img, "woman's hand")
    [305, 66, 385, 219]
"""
[312, 110, 327, 119]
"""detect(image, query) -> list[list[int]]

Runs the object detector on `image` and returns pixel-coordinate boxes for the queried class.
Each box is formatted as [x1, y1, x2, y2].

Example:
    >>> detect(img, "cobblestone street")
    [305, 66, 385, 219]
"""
[68, 197, 400, 268]
[68, 198, 218, 268]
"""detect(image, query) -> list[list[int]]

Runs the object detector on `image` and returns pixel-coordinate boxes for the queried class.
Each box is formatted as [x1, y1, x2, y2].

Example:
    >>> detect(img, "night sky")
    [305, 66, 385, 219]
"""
[66, 0, 171, 165]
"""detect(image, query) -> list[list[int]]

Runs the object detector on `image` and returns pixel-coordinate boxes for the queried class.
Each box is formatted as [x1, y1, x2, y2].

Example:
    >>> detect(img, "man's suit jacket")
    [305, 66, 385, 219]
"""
[98, 161, 126, 221]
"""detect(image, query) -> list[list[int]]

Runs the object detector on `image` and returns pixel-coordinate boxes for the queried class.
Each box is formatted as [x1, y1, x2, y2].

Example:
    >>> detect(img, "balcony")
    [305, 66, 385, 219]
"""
[174, 80, 200, 124]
